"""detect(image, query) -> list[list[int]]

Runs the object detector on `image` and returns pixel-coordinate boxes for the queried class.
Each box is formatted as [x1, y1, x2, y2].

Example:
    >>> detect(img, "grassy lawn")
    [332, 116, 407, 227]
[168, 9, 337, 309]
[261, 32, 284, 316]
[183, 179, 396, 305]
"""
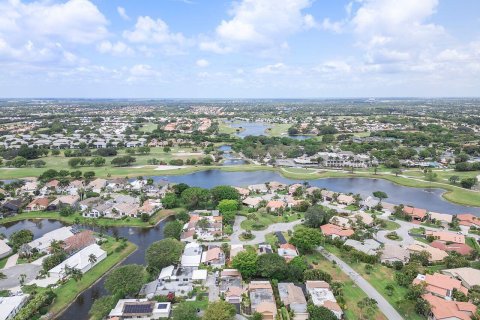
[306, 252, 387, 320]
[265, 123, 291, 137]
[240, 210, 303, 231]
[48, 237, 137, 316]
[0, 254, 12, 269]
[218, 120, 240, 135]
[324, 245, 424, 320]
[0, 209, 178, 228]
[380, 220, 401, 231]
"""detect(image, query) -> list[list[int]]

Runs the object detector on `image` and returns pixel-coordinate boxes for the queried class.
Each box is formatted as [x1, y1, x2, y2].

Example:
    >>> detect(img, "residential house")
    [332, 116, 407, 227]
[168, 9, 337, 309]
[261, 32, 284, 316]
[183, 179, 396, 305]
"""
[108, 299, 171, 319]
[201, 246, 225, 268]
[249, 281, 277, 320]
[407, 241, 448, 262]
[62, 230, 96, 255]
[181, 242, 202, 268]
[288, 183, 303, 195]
[428, 212, 453, 225]
[25, 226, 75, 253]
[0, 294, 30, 320]
[230, 244, 245, 260]
[351, 212, 374, 226]
[337, 194, 355, 206]
[456, 214, 480, 228]
[0, 239, 12, 259]
[257, 244, 273, 255]
[278, 283, 308, 320]
[220, 269, 244, 304]
[413, 273, 468, 300]
[25, 197, 49, 212]
[49, 244, 107, 279]
[248, 184, 268, 193]
[306, 281, 343, 319]
[1, 199, 22, 215]
[269, 181, 287, 192]
[234, 187, 250, 199]
[266, 200, 286, 213]
[403, 206, 427, 222]
[87, 178, 107, 193]
[344, 239, 381, 256]
[278, 243, 299, 262]
[430, 241, 472, 256]
[48, 195, 79, 210]
[442, 268, 480, 290]
[329, 216, 351, 229]
[320, 224, 354, 240]
[425, 230, 465, 244]
[423, 293, 476, 320]
[380, 244, 410, 264]
[242, 196, 262, 208]
[320, 190, 335, 201]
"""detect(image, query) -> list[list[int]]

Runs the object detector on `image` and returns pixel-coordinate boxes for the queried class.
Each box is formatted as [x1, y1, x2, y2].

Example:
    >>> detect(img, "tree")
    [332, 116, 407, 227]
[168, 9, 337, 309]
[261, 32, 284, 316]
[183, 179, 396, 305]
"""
[84, 171, 95, 180]
[88, 253, 97, 264]
[304, 205, 330, 228]
[288, 256, 308, 281]
[222, 210, 236, 226]
[307, 305, 337, 320]
[161, 193, 179, 209]
[303, 269, 332, 283]
[105, 264, 146, 296]
[181, 187, 211, 209]
[232, 250, 258, 279]
[290, 227, 323, 253]
[460, 177, 478, 189]
[173, 302, 199, 320]
[449, 175, 460, 184]
[163, 220, 183, 240]
[415, 298, 430, 317]
[9, 229, 34, 250]
[146, 239, 184, 274]
[202, 301, 236, 320]
[0, 272, 6, 280]
[372, 191, 388, 203]
[211, 185, 240, 204]
[68, 157, 83, 168]
[89, 295, 119, 320]
[256, 253, 288, 280]
[217, 199, 239, 213]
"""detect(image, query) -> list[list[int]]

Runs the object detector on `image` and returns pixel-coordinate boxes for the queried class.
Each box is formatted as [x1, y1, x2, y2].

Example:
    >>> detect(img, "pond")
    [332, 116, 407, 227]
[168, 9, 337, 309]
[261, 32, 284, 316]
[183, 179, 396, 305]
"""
[218, 145, 247, 166]
[229, 121, 270, 138]
[0, 218, 171, 320]
[150, 170, 480, 215]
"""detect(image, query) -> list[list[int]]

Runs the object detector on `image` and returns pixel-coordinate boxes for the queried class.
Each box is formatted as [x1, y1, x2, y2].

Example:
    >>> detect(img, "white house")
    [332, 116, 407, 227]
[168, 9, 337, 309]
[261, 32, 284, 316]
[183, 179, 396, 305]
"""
[0, 294, 30, 320]
[27, 227, 74, 252]
[181, 242, 202, 268]
[49, 244, 106, 279]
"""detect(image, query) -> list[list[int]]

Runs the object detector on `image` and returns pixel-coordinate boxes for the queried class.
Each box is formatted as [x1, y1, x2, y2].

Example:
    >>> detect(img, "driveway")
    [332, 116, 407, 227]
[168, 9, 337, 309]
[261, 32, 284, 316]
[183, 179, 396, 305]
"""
[206, 273, 219, 302]
[317, 246, 403, 320]
[0, 263, 41, 290]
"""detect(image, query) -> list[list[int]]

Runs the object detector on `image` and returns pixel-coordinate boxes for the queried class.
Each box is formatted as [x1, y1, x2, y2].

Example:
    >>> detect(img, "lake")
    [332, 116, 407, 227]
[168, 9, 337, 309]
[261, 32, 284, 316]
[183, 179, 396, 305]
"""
[229, 121, 270, 138]
[150, 170, 480, 214]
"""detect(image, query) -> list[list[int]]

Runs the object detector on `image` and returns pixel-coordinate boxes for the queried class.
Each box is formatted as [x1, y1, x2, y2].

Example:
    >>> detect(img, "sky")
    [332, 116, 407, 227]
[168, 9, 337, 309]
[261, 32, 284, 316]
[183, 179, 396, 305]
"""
[0, 0, 479, 98]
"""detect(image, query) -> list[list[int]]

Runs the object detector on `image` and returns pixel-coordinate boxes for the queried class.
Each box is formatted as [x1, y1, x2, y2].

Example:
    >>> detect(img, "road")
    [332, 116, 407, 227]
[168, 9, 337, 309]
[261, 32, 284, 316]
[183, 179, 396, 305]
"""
[317, 246, 404, 320]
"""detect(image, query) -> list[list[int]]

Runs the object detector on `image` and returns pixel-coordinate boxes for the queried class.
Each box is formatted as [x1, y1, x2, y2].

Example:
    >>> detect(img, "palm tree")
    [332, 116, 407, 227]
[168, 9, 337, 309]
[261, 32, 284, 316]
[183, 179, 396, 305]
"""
[0, 272, 6, 280]
[71, 268, 83, 282]
[88, 253, 97, 264]
[19, 273, 27, 285]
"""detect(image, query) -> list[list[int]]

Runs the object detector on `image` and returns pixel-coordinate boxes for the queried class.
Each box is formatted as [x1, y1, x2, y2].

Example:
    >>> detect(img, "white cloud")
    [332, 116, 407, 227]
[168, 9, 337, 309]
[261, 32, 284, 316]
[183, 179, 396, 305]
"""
[320, 18, 343, 33]
[117, 6, 130, 21]
[123, 16, 185, 45]
[200, 0, 315, 54]
[0, 0, 109, 45]
[97, 41, 134, 56]
[196, 59, 209, 67]
[127, 64, 161, 83]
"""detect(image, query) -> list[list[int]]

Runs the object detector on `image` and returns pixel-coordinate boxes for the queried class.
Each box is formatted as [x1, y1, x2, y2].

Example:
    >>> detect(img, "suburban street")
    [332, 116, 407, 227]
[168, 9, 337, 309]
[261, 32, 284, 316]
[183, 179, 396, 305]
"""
[317, 246, 404, 320]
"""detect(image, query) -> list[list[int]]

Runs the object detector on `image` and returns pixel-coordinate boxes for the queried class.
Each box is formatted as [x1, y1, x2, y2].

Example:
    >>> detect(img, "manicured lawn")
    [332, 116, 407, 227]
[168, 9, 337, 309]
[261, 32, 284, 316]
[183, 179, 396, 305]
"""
[380, 220, 400, 231]
[306, 252, 387, 320]
[0, 254, 12, 269]
[0, 209, 178, 228]
[48, 237, 137, 316]
[240, 211, 303, 231]
[323, 245, 424, 320]
[265, 123, 291, 137]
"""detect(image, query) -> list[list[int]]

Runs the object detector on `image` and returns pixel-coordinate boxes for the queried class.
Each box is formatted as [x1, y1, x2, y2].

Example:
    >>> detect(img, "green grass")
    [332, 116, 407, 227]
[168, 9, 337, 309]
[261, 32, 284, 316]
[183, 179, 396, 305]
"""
[0, 209, 178, 228]
[381, 220, 401, 231]
[265, 123, 291, 137]
[0, 254, 12, 269]
[240, 210, 302, 231]
[48, 237, 137, 316]
[324, 245, 424, 320]
[141, 122, 158, 133]
[306, 252, 387, 320]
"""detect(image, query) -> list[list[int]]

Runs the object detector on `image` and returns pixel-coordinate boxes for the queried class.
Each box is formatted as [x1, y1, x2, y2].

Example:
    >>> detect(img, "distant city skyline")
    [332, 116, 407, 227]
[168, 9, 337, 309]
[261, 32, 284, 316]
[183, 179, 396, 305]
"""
[0, 0, 479, 98]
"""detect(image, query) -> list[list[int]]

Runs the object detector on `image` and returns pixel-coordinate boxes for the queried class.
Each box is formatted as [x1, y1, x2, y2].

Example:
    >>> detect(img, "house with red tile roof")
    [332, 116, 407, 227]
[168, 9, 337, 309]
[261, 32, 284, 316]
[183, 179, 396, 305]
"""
[430, 240, 473, 256]
[62, 230, 96, 254]
[320, 223, 354, 239]
[403, 206, 427, 221]
[423, 293, 476, 320]
[278, 243, 299, 262]
[25, 197, 49, 212]
[426, 230, 465, 244]
[457, 214, 480, 228]
[413, 273, 468, 300]
[266, 200, 286, 212]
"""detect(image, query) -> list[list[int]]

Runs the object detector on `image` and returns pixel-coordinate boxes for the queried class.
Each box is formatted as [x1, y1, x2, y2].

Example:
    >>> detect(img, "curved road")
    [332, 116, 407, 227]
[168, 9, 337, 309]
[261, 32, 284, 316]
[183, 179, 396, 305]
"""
[317, 246, 403, 320]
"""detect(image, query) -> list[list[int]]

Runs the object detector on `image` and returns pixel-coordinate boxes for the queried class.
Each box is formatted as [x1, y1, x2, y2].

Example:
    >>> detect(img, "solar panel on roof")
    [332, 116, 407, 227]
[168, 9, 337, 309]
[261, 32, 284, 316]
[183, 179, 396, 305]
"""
[123, 303, 153, 314]
[157, 303, 168, 309]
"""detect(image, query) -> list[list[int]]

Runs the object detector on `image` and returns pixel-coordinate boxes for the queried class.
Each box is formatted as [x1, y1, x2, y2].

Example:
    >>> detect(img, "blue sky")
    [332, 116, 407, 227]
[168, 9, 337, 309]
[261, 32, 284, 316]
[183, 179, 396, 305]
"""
[0, 0, 479, 98]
